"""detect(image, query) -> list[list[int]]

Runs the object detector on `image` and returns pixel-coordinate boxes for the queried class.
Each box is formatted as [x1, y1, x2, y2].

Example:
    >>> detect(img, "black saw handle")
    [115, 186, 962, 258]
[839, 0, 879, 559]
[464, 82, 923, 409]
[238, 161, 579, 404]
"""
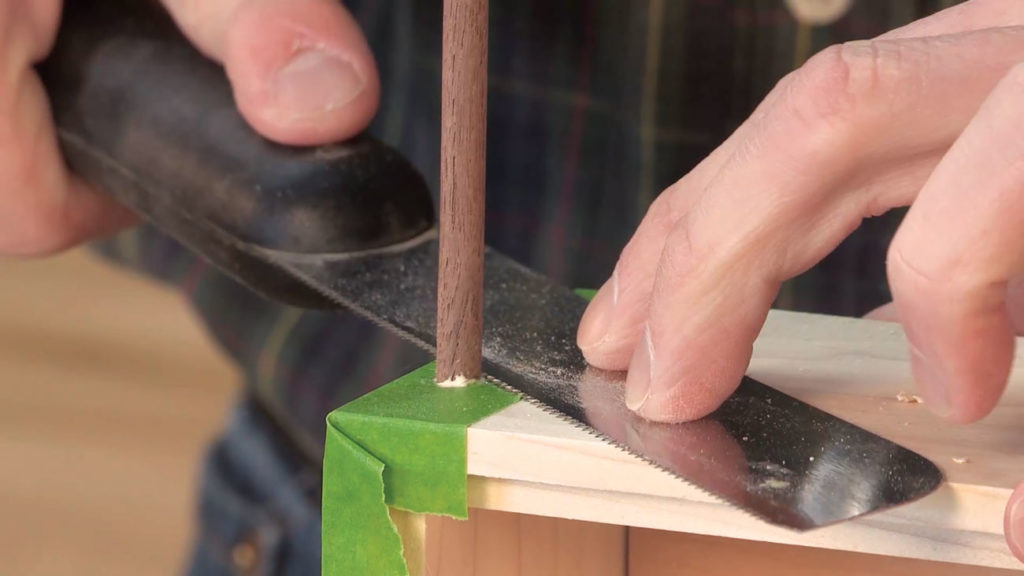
[36, 0, 435, 307]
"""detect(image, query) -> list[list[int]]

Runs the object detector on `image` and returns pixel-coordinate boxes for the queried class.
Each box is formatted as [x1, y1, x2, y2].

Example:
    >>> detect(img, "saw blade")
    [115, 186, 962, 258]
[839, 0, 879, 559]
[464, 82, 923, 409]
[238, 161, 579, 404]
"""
[263, 231, 942, 530]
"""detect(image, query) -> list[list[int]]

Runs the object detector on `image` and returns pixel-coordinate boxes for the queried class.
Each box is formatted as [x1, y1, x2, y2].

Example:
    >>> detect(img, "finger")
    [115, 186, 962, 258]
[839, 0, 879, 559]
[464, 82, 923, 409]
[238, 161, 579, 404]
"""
[887, 63, 1024, 424]
[880, 0, 1024, 39]
[1007, 276, 1024, 333]
[863, 302, 899, 323]
[581, 28, 1024, 375]
[577, 1, 1024, 364]
[1006, 480, 1024, 562]
[618, 29, 1024, 422]
[867, 275, 1024, 331]
[577, 0, 1024, 366]
[578, 58, 835, 366]
[577, 139, 739, 367]
[0, 0, 134, 256]
[160, 0, 380, 145]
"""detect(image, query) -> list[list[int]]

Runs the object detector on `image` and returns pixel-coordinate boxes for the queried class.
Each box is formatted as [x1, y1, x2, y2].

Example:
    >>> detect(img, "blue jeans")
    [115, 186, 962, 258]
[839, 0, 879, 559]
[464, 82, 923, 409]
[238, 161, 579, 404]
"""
[184, 397, 321, 576]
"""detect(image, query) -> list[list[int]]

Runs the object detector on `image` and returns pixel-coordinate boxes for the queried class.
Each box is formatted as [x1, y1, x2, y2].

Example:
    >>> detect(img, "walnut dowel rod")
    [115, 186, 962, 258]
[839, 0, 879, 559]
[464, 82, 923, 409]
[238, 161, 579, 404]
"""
[436, 0, 487, 385]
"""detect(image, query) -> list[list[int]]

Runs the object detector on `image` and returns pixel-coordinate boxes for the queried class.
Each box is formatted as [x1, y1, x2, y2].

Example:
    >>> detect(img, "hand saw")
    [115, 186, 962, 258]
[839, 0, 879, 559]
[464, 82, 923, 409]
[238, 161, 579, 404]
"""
[37, 0, 943, 530]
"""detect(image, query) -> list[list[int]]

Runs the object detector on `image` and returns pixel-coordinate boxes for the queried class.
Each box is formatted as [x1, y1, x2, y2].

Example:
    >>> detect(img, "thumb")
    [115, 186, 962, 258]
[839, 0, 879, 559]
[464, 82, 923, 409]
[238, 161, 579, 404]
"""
[161, 0, 380, 146]
[863, 302, 900, 323]
[867, 277, 1024, 333]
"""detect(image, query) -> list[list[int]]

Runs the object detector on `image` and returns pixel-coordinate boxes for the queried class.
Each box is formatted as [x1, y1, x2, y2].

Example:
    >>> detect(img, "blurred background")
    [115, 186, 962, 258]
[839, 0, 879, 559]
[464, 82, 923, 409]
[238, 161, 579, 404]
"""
[0, 249, 238, 575]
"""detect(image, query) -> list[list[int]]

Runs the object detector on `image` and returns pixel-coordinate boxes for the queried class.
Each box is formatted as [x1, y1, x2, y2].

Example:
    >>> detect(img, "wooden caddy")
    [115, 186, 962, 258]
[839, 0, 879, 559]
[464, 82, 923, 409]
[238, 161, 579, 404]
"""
[408, 309, 1024, 575]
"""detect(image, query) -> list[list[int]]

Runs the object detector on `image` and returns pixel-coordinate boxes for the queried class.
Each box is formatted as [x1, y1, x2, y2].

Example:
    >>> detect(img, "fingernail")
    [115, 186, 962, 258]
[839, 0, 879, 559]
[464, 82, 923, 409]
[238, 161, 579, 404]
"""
[908, 342, 951, 418]
[578, 271, 619, 350]
[625, 323, 654, 411]
[272, 49, 364, 119]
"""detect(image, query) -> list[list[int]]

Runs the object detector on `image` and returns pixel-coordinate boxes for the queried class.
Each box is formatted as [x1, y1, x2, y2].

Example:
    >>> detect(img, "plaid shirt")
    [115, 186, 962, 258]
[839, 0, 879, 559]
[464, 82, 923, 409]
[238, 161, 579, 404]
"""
[93, 0, 961, 459]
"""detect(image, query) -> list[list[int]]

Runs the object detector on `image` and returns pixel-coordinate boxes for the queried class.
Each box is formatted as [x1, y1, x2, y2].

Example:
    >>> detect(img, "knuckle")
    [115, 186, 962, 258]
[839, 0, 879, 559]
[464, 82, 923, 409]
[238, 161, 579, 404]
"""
[652, 183, 691, 225]
[617, 234, 646, 269]
[617, 191, 678, 266]
[783, 40, 904, 132]
[658, 218, 702, 281]
[646, 189, 675, 220]
[784, 44, 858, 128]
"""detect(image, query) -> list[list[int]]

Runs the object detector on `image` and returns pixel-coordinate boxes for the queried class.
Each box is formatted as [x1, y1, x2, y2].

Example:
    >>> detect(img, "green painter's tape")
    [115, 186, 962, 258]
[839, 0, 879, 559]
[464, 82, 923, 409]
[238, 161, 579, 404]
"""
[322, 363, 519, 576]
[322, 289, 594, 576]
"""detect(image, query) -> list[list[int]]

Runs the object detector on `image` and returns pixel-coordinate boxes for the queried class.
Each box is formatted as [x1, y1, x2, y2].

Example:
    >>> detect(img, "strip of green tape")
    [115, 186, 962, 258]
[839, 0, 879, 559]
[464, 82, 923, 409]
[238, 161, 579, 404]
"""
[322, 363, 519, 576]
[321, 290, 594, 576]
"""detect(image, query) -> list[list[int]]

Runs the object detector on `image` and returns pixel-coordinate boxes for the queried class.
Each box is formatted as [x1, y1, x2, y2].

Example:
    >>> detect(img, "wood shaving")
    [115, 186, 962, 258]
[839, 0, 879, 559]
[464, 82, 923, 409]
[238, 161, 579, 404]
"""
[436, 374, 470, 388]
[896, 391, 923, 404]
[951, 457, 969, 465]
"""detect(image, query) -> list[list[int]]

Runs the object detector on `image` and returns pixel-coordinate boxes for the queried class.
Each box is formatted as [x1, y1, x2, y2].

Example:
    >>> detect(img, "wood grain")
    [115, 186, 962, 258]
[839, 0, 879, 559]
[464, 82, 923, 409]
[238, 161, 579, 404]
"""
[425, 509, 626, 575]
[436, 0, 488, 383]
[391, 509, 428, 576]
[0, 249, 237, 576]
[461, 309, 1024, 570]
[628, 528, 1016, 575]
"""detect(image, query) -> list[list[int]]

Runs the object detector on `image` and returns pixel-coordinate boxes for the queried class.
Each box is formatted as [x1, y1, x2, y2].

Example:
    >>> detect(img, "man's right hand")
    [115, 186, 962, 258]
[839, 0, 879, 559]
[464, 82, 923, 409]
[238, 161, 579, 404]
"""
[0, 0, 380, 256]
[575, 0, 1024, 561]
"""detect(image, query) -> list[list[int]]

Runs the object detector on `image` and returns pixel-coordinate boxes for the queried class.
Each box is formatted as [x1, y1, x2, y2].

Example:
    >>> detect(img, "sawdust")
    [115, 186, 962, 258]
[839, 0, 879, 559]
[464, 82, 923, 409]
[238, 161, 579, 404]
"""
[896, 391, 923, 404]
[436, 374, 470, 388]
[761, 479, 791, 490]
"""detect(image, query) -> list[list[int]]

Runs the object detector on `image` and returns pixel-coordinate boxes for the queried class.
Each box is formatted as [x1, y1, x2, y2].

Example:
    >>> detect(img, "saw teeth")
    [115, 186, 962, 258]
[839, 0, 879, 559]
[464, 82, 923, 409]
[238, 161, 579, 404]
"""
[280, 262, 758, 521]
[276, 246, 942, 531]
[481, 374, 772, 526]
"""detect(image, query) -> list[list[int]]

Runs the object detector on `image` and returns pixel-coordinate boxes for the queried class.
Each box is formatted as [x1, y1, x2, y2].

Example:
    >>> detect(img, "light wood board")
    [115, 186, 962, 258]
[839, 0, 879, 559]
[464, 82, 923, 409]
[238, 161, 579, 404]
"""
[464, 309, 1024, 570]
[426, 510, 626, 576]
[628, 528, 1015, 575]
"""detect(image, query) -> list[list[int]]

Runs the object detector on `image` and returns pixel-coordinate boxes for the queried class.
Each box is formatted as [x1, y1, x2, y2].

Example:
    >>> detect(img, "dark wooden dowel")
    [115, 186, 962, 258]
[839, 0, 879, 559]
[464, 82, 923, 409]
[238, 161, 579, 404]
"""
[436, 0, 487, 385]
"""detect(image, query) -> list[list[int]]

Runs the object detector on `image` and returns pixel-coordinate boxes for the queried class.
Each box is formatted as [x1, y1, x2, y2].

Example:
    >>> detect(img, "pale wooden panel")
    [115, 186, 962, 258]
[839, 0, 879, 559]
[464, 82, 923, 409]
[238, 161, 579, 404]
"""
[391, 509, 428, 576]
[464, 310, 1024, 570]
[425, 509, 626, 576]
[0, 250, 237, 576]
[628, 528, 1016, 576]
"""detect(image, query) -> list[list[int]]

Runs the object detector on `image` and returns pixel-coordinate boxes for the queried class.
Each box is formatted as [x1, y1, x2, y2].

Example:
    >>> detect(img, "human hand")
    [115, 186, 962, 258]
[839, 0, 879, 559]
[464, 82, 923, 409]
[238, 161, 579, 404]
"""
[0, 0, 379, 256]
[577, 0, 1024, 559]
